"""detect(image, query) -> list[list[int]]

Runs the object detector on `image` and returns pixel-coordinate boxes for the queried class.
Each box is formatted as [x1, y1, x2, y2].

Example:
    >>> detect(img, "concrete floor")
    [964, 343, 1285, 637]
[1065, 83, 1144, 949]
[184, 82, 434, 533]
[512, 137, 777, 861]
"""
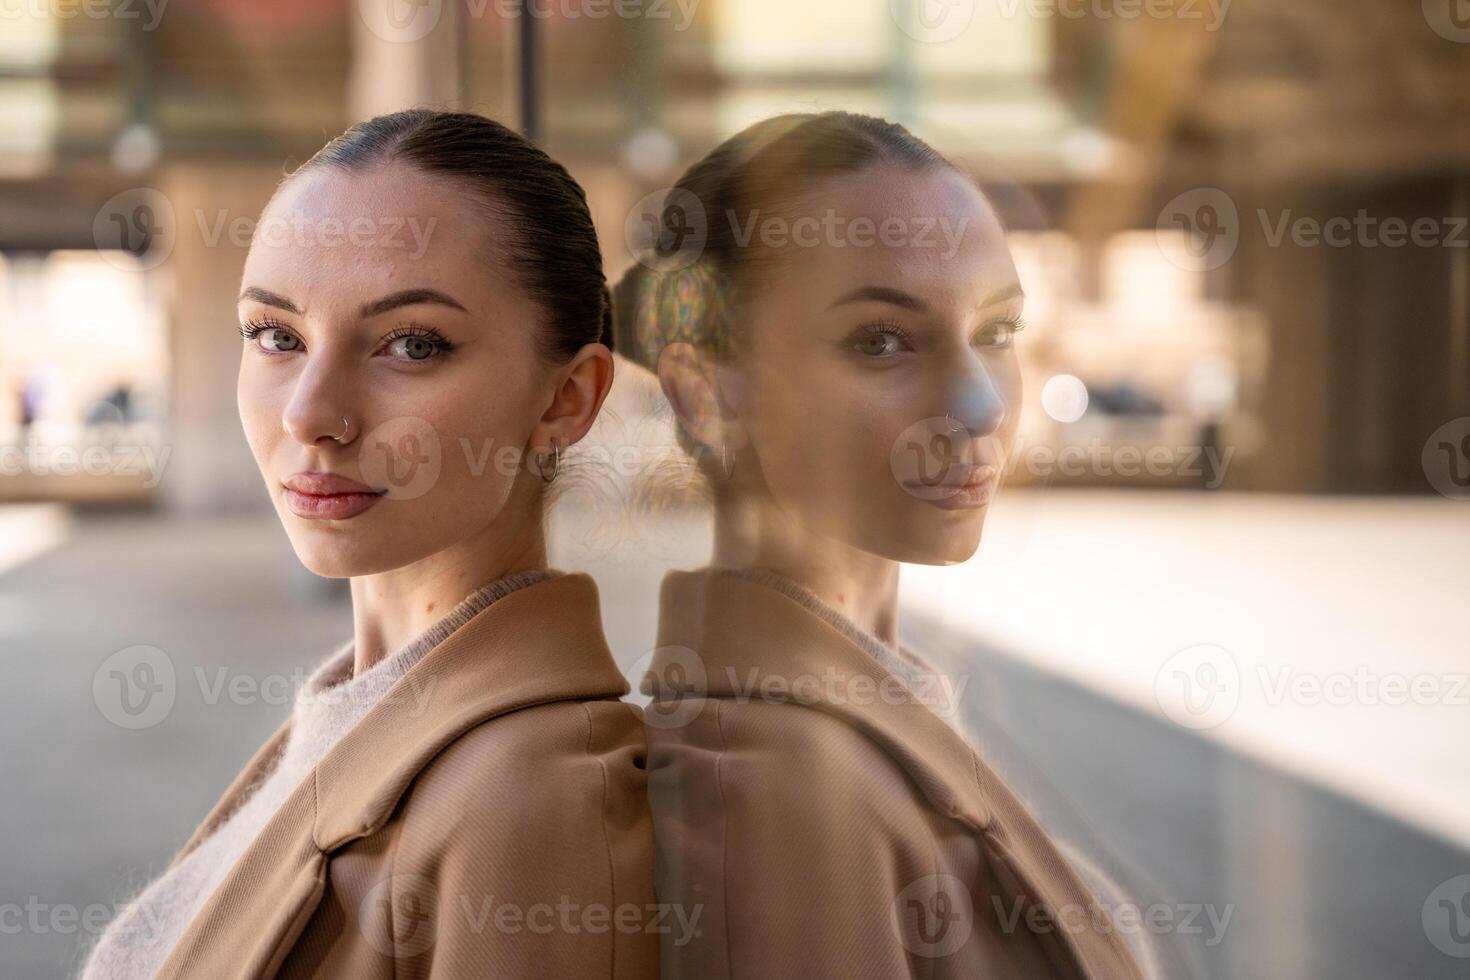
[1, 497, 1465, 978]
[903, 489, 1470, 852]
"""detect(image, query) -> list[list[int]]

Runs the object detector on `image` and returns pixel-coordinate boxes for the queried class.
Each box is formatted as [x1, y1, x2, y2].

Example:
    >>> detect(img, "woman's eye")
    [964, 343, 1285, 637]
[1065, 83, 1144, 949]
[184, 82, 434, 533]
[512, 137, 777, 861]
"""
[974, 319, 1024, 348]
[262, 328, 301, 352]
[852, 327, 910, 357]
[386, 335, 440, 361]
[245, 325, 302, 353]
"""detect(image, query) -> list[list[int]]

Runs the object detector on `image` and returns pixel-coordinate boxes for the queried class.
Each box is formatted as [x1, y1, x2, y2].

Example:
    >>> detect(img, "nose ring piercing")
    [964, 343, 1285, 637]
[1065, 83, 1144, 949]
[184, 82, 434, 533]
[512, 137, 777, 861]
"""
[332, 417, 350, 443]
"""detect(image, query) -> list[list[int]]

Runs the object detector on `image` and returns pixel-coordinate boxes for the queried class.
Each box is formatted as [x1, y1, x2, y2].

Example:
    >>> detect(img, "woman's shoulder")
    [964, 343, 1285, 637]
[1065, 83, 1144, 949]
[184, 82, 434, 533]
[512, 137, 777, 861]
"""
[650, 695, 942, 840]
[371, 697, 653, 914]
[315, 698, 657, 976]
[408, 697, 646, 809]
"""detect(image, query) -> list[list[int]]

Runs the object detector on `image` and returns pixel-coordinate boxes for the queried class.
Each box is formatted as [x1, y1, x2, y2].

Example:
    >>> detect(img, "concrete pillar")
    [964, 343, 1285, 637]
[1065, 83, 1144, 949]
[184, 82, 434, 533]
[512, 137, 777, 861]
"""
[157, 163, 281, 515]
[348, 0, 465, 120]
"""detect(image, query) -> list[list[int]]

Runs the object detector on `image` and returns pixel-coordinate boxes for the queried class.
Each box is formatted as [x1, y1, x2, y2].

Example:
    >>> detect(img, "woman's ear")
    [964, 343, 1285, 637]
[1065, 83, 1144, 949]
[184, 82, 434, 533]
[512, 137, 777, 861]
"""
[529, 342, 615, 453]
[655, 341, 747, 454]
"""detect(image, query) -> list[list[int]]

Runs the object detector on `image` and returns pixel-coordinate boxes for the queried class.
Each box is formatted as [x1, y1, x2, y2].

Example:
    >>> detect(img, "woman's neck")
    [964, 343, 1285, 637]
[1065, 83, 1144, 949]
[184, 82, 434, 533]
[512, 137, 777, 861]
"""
[710, 495, 901, 646]
[347, 515, 548, 676]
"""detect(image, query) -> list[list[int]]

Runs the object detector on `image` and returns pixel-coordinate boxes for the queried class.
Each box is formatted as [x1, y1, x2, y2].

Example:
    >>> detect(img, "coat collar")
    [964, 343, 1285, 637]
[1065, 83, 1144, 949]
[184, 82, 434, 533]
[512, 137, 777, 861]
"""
[159, 572, 626, 980]
[647, 567, 1145, 980]
[649, 567, 993, 830]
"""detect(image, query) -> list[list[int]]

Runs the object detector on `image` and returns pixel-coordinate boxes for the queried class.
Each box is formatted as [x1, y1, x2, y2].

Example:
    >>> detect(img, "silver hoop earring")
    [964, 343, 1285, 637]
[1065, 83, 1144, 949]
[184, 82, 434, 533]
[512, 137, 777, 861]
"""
[535, 442, 560, 483]
[332, 416, 351, 443]
[720, 441, 732, 478]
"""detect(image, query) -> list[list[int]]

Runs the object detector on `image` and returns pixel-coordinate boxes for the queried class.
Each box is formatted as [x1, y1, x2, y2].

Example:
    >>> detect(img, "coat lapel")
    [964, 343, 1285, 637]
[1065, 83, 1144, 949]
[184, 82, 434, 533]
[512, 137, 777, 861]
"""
[157, 573, 627, 980]
[651, 569, 992, 828]
[648, 568, 1144, 980]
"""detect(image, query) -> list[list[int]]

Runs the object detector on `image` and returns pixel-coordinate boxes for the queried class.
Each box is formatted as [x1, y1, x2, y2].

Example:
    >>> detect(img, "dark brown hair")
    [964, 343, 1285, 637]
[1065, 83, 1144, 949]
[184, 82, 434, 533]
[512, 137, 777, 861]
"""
[290, 108, 612, 361]
[612, 111, 955, 371]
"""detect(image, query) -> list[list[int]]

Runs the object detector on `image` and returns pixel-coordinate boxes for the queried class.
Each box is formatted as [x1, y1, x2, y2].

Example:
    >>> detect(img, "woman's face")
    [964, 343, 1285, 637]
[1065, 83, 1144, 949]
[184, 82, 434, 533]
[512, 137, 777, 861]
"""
[730, 163, 1024, 565]
[236, 162, 555, 578]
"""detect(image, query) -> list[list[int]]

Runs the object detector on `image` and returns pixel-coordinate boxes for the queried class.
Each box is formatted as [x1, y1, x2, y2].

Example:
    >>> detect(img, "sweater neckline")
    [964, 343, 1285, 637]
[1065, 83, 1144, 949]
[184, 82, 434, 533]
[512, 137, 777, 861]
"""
[308, 569, 559, 693]
[716, 564, 974, 734]
[283, 568, 562, 764]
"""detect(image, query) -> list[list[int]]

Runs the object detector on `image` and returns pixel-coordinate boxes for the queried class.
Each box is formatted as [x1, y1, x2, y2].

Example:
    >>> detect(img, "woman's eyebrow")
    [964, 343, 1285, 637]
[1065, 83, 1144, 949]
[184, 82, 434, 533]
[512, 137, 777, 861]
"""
[235, 287, 470, 318]
[825, 282, 1024, 313]
[979, 283, 1025, 309]
[827, 286, 928, 312]
[360, 288, 468, 317]
[238, 286, 301, 313]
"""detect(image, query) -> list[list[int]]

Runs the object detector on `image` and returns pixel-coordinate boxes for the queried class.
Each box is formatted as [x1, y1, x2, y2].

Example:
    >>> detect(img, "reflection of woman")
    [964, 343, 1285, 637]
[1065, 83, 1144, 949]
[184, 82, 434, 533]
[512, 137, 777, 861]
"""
[83, 111, 655, 979]
[617, 112, 1148, 978]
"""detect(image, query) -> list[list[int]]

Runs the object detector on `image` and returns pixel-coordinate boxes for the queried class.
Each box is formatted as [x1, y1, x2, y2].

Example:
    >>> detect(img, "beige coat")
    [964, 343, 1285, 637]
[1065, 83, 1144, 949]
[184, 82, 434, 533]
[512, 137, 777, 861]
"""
[155, 573, 657, 979]
[644, 568, 1146, 980]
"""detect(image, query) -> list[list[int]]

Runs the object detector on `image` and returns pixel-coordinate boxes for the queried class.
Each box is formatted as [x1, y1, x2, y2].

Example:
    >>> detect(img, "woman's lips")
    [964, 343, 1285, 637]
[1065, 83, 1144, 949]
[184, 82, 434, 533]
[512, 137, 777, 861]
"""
[282, 472, 386, 521]
[283, 488, 384, 521]
[921, 477, 996, 509]
[903, 463, 1000, 510]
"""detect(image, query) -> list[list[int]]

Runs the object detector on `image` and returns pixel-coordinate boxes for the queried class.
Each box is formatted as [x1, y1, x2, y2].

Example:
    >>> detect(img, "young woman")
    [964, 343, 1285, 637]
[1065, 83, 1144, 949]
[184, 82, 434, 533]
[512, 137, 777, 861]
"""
[618, 112, 1155, 978]
[83, 110, 656, 979]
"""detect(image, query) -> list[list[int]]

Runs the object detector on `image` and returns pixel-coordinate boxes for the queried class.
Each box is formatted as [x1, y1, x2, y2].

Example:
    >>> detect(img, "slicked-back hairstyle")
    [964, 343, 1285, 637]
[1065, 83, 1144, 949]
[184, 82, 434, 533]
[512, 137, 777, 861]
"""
[289, 108, 612, 362]
[612, 111, 956, 370]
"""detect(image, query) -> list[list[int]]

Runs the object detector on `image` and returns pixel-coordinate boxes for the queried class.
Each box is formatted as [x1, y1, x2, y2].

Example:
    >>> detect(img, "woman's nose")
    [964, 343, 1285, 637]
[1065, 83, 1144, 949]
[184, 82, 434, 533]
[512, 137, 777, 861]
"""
[947, 364, 1007, 437]
[281, 364, 358, 447]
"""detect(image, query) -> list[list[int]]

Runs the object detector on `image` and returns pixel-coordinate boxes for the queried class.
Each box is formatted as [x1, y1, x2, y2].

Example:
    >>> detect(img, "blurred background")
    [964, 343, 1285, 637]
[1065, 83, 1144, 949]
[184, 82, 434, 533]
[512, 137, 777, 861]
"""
[1, 0, 1467, 976]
